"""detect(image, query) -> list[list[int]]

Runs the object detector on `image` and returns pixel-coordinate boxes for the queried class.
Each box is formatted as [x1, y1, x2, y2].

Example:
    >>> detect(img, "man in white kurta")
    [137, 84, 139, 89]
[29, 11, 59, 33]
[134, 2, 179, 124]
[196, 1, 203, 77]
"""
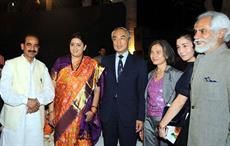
[0, 34, 54, 146]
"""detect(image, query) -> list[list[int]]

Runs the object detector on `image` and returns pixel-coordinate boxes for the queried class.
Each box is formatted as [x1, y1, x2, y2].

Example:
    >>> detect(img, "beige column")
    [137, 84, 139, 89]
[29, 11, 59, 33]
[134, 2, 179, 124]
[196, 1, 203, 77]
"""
[204, 0, 214, 11]
[46, 0, 52, 11]
[123, 0, 137, 54]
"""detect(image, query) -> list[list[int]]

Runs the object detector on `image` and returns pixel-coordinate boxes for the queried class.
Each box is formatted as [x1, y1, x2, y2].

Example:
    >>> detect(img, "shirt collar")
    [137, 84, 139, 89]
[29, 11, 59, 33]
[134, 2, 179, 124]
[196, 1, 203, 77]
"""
[21, 54, 36, 64]
[116, 50, 129, 59]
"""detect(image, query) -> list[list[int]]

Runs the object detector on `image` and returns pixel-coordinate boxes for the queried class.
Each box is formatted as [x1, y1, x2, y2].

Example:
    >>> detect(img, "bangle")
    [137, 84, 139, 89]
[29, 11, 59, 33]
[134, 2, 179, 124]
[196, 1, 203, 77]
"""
[47, 110, 53, 114]
[91, 105, 97, 109]
[91, 106, 97, 111]
[91, 106, 97, 114]
[90, 110, 96, 114]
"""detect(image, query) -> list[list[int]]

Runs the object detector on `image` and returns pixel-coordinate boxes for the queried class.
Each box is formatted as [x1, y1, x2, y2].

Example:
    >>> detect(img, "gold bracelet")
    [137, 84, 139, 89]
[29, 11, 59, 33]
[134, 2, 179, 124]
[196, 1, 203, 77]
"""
[90, 110, 96, 114]
[91, 105, 97, 109]
[90, 106, 97, 113]
[91, 105, 97, 111]
[47, 111, 53, 114]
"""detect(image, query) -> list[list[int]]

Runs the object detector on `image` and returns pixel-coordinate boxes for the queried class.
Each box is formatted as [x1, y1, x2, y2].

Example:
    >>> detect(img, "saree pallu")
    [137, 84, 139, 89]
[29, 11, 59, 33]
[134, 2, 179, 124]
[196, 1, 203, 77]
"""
[53, 56, 104, 146]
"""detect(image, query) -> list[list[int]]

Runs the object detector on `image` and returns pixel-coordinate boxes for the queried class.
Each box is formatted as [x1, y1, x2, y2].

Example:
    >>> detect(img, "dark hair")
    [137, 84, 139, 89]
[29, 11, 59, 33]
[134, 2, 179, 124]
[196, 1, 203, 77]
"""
[177, 33, 193, 42]
[69, 32, 87, 45]
[23, 33, 40, 44]
[148, 40, 175, 65]
[176, 33, 194, 47]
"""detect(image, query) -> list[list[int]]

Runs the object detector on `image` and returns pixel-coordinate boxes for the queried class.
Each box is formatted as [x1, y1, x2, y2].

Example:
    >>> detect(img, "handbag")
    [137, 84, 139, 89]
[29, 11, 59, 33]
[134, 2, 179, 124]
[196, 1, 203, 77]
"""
[162, 71, 189, 127]
[162, 104, 189, 127]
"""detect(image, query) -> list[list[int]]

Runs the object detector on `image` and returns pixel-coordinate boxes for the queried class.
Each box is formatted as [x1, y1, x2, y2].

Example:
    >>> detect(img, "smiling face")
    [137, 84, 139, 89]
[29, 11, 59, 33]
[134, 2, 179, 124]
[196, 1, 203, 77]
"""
[69, 37, 86, 58]
[21, 35, 39, 62]
[111, 28, 129, 54]
[193, 16, 219, 53]
[176, 36, 195, 62]
[150, 43, 167, 66]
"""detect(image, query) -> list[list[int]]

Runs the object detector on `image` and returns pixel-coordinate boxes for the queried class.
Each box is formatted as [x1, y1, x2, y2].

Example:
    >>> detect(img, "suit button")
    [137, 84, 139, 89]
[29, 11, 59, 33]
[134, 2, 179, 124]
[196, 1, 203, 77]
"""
[114, 94, 117, 98]
[191, 106, 195, 109]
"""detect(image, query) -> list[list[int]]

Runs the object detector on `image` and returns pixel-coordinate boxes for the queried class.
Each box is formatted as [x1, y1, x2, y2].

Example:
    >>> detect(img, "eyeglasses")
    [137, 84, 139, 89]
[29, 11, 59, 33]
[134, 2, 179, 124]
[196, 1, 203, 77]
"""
[25, 43, 40, 49]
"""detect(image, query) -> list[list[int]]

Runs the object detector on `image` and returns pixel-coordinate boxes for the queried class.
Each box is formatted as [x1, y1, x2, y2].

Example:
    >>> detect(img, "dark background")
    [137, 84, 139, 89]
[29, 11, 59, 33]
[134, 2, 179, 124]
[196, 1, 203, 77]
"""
[0, 2, 126, 69]
[0, 0, 224, 69]
[137, 0, 206, 53]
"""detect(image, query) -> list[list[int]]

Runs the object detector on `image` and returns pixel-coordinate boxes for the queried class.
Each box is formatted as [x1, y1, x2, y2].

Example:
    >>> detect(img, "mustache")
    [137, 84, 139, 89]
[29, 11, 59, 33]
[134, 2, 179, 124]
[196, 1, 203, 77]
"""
[194, 39, 208, 45]
[28, 50, 37, 53]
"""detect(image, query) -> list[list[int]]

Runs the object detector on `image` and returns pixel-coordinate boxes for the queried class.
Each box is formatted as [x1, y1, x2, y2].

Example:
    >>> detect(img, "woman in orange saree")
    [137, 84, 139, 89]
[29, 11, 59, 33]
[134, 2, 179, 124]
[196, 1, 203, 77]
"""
[48, 32, 104, 146]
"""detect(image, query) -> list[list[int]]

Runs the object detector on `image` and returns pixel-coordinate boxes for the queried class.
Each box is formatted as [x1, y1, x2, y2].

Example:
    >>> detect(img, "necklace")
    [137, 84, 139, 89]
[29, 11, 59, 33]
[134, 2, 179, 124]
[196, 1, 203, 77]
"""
[154, 69, 165, 80]
[71, 56, 84, 71]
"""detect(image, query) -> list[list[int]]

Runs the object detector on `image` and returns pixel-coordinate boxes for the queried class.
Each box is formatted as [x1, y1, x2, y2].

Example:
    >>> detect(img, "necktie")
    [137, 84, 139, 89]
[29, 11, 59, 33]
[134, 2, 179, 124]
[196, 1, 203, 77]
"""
[118, 55, 124, 80]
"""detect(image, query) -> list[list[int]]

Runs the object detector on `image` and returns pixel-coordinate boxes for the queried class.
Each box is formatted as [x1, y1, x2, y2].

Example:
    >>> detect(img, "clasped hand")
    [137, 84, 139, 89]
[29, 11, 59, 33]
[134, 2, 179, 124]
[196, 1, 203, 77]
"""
[27, 98, 40, 114]
[85, 111, 94, 122]
[158, 126, 167, 138]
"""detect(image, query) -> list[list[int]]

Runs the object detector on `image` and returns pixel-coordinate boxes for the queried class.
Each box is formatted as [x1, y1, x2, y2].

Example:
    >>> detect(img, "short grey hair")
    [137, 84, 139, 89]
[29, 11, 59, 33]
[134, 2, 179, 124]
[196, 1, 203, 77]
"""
[111, 27, 131, 40]
[197, 11, 230, 42]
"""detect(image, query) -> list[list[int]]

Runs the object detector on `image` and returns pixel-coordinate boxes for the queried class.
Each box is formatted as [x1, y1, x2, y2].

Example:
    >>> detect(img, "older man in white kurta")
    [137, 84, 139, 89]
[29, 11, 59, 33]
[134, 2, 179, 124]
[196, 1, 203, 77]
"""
[0, 35, 54, 146]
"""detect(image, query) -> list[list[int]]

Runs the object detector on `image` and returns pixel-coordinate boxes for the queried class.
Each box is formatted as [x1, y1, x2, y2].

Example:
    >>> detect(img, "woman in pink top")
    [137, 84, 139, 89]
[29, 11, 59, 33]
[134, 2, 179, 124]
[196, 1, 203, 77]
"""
[140, 40, 182, 146]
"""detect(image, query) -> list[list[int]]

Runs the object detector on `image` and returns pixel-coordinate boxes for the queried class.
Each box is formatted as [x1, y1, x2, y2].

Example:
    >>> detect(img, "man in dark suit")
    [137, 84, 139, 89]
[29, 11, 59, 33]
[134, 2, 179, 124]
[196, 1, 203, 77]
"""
[100, 27, 148, 146]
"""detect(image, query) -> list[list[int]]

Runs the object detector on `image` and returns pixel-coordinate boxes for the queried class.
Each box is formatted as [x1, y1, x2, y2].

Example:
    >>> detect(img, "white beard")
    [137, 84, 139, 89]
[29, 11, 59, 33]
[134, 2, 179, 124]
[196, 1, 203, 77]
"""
[195, 45, 210, 53]
[194, 34, 218, 53]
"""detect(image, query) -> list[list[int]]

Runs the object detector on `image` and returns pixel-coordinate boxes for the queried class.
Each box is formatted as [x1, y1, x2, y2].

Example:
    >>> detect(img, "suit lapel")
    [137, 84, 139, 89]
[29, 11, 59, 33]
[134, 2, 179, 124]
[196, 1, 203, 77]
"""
[109, 54, 116, 81]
